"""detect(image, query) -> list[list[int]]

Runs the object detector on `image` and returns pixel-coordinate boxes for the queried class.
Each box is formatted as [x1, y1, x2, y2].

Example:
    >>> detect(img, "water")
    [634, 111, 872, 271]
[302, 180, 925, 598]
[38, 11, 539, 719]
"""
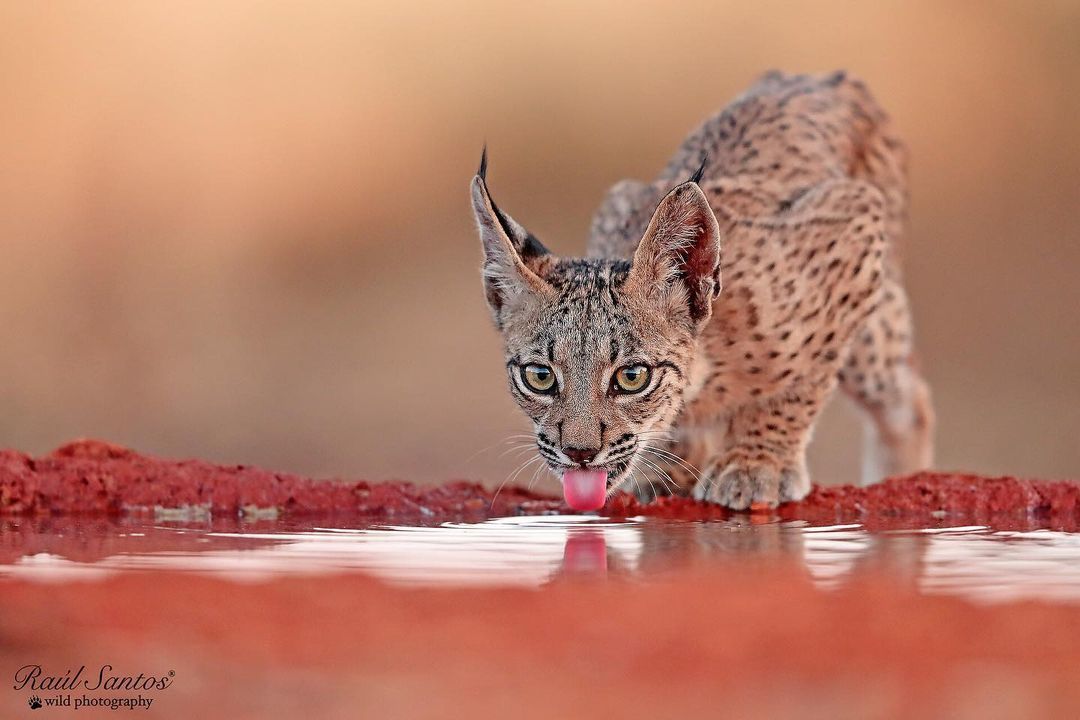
[3, 516, 1080, 604]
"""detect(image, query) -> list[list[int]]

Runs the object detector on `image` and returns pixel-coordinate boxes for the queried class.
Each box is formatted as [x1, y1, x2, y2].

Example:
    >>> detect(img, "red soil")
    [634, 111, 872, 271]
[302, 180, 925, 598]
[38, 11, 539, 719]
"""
[3, 439, 1078, 529]
[5, 564, 1080, 719]
[0, 439, 561, 518]
[610, 472, 1080, 530]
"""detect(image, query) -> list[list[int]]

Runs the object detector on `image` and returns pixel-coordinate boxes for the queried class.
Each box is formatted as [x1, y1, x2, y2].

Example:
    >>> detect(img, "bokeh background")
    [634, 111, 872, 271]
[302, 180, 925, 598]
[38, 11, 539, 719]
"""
[1, 1, 1077, 489]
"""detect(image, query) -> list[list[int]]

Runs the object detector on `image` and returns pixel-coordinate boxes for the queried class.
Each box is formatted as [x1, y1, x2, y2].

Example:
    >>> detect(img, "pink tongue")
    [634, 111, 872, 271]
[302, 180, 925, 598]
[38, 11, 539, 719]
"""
[561, 469, 609, 511]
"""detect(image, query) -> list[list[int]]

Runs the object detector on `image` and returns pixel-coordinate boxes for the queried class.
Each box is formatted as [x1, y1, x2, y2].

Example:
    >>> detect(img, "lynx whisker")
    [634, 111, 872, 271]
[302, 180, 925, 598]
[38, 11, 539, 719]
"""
[640, 445, 701, 482]
[490, 454, 545, 510]
[635, 454, 680, 495]
[463, 433, 537, 466]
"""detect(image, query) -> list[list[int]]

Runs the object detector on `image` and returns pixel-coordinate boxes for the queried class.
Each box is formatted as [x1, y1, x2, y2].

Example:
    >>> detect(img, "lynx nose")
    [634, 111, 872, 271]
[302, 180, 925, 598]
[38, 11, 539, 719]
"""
[563, 447, 599, 467]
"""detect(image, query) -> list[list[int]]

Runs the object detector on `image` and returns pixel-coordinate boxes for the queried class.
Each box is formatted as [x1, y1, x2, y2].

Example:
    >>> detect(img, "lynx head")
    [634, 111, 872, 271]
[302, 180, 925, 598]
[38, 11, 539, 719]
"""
[471, 150, 721, 500]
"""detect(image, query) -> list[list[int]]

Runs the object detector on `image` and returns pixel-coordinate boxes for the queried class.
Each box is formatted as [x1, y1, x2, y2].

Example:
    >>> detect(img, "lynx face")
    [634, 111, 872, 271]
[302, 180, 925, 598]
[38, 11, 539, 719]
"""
[471, 153, 722, 496]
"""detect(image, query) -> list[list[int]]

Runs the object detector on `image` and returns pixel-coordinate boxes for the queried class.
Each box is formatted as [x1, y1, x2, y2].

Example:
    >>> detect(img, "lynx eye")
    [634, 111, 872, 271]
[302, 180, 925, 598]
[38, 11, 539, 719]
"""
[613, 365, 651, 394]
[521, 364, 557, 394]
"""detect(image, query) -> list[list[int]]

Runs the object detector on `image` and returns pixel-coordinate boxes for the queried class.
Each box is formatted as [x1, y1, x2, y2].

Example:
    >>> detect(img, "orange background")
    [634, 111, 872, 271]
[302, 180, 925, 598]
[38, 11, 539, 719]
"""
[1, 1, 1077, 488]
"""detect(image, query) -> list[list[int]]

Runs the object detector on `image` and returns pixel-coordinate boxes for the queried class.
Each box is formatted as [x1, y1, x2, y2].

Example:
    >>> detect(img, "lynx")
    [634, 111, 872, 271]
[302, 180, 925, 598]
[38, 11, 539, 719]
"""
[471, 71, 934, 509]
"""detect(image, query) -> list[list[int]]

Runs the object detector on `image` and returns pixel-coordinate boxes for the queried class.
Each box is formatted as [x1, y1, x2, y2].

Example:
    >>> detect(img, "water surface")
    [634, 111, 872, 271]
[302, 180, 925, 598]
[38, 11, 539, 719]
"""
[4, 515, 1080, 604]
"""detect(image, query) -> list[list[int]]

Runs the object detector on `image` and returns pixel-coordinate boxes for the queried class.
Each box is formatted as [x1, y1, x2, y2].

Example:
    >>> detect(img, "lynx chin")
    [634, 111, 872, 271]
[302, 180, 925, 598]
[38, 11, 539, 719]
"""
[471, 71, 934, 510]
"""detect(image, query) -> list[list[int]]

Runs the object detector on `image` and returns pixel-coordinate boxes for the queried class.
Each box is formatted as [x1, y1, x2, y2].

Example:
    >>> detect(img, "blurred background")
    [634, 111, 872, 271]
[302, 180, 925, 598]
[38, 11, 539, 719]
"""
[0, 1, 1077, 489]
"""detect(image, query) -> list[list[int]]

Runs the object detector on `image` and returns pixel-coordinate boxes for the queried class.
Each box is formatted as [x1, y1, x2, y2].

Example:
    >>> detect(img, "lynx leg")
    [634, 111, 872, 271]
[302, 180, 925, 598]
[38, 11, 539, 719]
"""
[692, 380, 834, 509]
[839, 281, 934, 485]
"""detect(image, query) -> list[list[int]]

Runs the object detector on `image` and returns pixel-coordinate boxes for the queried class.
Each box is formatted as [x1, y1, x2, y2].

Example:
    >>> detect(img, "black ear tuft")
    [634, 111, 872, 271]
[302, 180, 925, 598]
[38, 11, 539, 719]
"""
[689, 153, 708, 185]
[472, 147, 551, 260]
[478, 144, 489, 181]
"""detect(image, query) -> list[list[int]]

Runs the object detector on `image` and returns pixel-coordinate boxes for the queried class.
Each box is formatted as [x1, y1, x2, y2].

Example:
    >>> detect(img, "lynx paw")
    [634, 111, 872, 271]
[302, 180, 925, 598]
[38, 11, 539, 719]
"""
[692, 456, 810, 510]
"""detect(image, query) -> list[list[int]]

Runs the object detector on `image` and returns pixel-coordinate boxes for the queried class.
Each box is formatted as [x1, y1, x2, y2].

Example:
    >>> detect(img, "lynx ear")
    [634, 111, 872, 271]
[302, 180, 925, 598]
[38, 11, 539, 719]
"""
[470, 149, 552, 326]
[627, 180, 722, 327]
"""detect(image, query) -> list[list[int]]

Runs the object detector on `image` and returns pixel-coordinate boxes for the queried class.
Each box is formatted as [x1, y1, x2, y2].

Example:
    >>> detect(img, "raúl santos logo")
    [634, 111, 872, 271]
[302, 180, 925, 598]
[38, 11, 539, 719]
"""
[13, 664, 175, 711]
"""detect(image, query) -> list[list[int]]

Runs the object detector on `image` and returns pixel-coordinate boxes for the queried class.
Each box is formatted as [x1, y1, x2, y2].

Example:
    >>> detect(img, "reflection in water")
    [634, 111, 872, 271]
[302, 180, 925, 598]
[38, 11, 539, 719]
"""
[919, 529, 1080, 603]
[3, 516, 1080, 604]
[792, 524, 873, 591]
[0, 516, 644, 587]
[560, 529, 610, 578]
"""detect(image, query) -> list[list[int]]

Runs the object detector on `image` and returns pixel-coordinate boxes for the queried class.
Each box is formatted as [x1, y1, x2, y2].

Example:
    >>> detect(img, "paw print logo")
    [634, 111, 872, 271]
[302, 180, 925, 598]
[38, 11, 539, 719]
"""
[28, 696, 42, 710]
